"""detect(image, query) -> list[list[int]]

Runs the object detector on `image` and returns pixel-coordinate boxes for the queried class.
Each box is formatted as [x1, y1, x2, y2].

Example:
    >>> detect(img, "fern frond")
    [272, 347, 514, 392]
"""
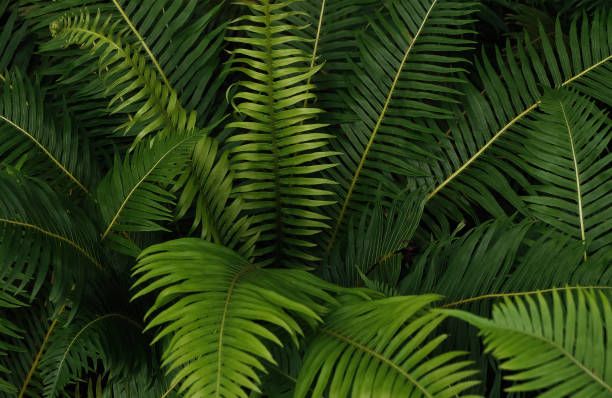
[0, 170, 101, 300]
[295, 295, 479, 397]
[0, 70, 93, 194]
[446, 288, 612, 397]
[97, 132, 200, 245]
[422, 10, 612, 230]
[226, 0, 337, 266]
[132, 239, 339, 398]
[325, 0, 478, 251]
[0, 0, 31, 73]
[503, 90, 612, 258]
[325, 190, 425, 288]
[50, 9, 196, 144]
[39, 312, 143, 398]
[0, 284, 27, 395]
[173, 135, 256, 259]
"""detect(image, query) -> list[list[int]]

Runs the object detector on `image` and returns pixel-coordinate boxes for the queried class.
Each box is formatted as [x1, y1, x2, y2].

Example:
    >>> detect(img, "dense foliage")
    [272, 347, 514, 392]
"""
[0, 0, 611, 397]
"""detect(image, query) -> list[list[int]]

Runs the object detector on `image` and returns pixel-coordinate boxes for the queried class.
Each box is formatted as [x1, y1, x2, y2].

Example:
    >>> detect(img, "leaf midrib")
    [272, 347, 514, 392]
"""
[101, 136, 192, 239]
[0, 217, 101, 269]
[322, 327, 434, 397]
[0, 115, 89, 194]
[560, 102, 587, 260]
[327, 0, 439, 252]
[486, 323, 612, 393]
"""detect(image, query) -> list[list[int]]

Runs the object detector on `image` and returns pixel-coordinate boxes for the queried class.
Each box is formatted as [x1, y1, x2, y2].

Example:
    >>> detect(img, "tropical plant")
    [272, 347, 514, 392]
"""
[0, 0, 611, 397]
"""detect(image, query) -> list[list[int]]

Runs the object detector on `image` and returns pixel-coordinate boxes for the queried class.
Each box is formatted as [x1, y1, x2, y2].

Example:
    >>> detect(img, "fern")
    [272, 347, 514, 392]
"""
[225, 0, 337, 266]
[132, 239, 340, 398]
[295, 294, 479, 397]
[446, 288, 612, 397]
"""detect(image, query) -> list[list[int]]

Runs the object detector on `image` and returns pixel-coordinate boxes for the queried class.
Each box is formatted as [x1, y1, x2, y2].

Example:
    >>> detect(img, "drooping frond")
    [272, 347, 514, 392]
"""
[173, 135, 256, 258]
[325, 0, 478, 251]
[295, 295, 479, 397]
[132, 239, 339, 398]
[225, 0, 337, 266]
[0, 170, 101, 300]
[0, 71, 94, 193]
[422, 10, 612, 229]
[97, 132, 200, 250]
[49, 9, 196, 144]
[446, 288, 612, 397]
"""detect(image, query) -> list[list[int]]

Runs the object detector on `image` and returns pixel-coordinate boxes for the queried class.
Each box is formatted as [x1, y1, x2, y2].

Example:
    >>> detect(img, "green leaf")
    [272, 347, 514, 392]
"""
[132, 238, 339, 398]
[445, 288, 612, 397]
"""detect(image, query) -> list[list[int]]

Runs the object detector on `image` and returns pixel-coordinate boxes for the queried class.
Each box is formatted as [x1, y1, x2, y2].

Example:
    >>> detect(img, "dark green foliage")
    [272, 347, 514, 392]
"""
[0, 0, 611, 397]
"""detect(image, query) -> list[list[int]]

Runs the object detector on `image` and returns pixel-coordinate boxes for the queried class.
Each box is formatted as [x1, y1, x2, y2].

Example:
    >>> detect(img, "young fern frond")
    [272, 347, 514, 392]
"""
[226, 0, 337, 266]
[446, 288, 612, 397]
[325, 0, 478, 252]
[295, 295, 479, 397]
[132, 239, 339, 398]
[50, 9, 196, 144]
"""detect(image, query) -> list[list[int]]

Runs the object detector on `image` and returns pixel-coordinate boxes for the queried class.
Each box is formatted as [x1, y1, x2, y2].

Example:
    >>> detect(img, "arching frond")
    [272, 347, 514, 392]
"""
[50, 9, 196, 144]
[325, 190, 426, 288]
[325, 0, 478, 251]
[421, 10, 612, 230]
[132, 239, 339, 398]
[505, 90, 612, 258]
[173, 135, 256, 259]
[39, 311, 143, 398]
[0, 0, 31, 73]
[0, 170, 101, 301]
[295, 295, 479, 397]
[0, 284, 27, 395]
[97, 132, 200, 246]
[446, 288, 612, 397]
[0, 71, 94, 194]
[226, 0, 337, 266]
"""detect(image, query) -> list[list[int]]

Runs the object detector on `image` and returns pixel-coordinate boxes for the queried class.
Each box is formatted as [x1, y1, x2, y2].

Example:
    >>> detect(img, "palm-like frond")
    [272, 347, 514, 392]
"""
[446, 288, 612, 397]
[0, 71, 94, 193]
[0, 284, 27, 395]
[132, 239, 339, 398]
[225, 0, 337, 266]
[295, 294, 479, 397]
[0, 0, 31, 73]
[325, 190, 426, 288]
[39, 311, 143, 398]
[287, 0, 379, 120]
[325, 0, 478, 251]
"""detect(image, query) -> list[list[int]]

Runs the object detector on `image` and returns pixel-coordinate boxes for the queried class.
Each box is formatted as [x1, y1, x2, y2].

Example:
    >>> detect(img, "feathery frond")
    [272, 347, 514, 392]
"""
[325, 0, 478, 251]
[225, 0, 337, 266]
[295, 295, 479, 397]
[446, 288, 612, 397]
[132, 239, 339, 398]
